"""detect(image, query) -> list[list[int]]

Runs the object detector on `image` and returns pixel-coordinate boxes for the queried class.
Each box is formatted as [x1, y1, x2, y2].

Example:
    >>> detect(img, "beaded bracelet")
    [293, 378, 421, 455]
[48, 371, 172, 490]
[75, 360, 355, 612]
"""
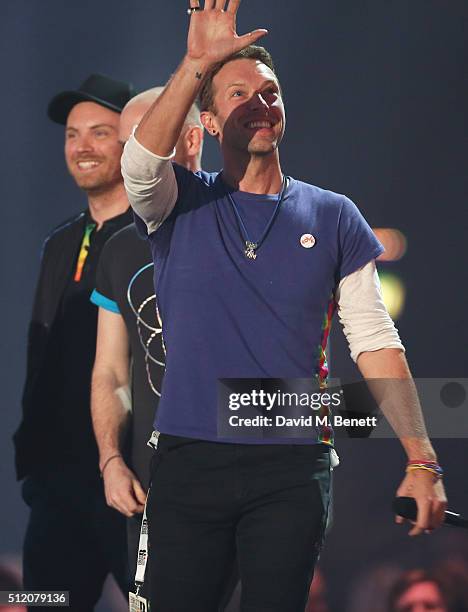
[406, 461, 444, 480]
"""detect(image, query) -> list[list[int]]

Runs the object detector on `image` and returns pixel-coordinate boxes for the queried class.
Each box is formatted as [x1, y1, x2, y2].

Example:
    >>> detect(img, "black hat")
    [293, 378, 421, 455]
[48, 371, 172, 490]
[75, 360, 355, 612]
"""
[47, 73, 136, 125]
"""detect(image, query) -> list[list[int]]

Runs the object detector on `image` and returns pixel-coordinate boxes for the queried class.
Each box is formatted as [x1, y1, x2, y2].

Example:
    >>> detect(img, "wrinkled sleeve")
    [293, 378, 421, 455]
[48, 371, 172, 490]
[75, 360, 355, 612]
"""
[121, 132, 178, 235]
[335, 260, 405, 362]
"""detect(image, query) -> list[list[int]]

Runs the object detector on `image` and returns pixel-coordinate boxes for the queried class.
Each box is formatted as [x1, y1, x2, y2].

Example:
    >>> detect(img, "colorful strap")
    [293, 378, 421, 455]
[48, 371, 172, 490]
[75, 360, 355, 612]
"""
[74, 222, 96, 282]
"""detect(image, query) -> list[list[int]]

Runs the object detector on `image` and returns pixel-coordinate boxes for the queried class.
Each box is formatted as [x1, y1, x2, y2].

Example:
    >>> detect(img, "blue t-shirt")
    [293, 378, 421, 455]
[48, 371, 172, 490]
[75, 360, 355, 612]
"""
[135, 166, 383, 444]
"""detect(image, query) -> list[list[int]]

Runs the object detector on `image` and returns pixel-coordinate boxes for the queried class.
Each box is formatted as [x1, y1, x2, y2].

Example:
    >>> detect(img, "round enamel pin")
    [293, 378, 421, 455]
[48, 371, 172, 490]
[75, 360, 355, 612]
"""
[300, 233, 316, 248]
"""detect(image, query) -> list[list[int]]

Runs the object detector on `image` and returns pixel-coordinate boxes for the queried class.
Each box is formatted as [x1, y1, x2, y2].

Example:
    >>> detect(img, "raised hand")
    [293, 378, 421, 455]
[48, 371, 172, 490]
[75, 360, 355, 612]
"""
[187, 0, 268, 65]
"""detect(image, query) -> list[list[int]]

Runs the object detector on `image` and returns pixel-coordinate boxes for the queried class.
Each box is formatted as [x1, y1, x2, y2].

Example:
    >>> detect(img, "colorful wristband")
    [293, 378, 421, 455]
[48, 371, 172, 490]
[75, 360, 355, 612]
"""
[406, 461, 443, 480]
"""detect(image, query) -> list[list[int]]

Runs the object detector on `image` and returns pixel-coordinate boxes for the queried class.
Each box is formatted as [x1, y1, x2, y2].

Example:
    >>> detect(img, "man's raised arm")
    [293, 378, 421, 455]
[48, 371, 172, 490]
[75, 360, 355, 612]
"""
[121, 0, 267, 229]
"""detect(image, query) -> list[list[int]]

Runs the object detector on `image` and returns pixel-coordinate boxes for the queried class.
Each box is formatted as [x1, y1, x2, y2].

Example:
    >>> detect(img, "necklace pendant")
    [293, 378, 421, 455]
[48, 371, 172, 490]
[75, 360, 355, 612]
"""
[245, 241, 258, 260]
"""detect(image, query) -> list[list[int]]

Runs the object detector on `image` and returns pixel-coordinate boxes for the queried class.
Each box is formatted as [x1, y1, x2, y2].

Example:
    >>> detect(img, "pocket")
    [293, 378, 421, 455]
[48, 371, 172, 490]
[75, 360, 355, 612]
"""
[292, 443, 331, 466]
[149, 448, 164, 483]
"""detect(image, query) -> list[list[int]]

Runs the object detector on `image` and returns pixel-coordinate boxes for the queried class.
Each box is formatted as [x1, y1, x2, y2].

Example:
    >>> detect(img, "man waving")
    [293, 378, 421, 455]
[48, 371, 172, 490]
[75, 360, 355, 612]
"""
[121, 2, 446, 610]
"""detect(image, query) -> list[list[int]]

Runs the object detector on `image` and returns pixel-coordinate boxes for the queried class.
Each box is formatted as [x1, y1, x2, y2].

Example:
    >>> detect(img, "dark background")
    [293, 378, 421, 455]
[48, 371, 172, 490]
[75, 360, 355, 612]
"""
[1, 1, 467, 610]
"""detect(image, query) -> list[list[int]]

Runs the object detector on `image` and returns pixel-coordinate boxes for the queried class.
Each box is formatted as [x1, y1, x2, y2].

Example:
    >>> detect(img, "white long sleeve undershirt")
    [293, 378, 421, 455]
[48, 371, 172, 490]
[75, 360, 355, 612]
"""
[336, 260, 404, 362]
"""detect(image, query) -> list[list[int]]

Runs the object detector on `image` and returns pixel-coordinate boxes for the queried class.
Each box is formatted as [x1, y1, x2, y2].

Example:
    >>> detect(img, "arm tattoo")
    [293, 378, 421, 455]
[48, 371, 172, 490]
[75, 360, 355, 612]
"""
[195, 71, 203, 80]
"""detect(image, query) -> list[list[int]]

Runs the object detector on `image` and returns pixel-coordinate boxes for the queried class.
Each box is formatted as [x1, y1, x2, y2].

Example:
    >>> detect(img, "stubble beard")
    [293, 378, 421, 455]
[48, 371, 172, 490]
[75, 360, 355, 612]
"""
[228, 131, 279, 158]
[247, 139, 278, 157]
[69, 164, 121, 196]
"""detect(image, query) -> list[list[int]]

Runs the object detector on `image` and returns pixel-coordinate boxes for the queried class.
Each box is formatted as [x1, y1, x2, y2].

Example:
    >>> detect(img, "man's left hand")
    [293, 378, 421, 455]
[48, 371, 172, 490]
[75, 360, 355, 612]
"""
[395, 470, 447, 536]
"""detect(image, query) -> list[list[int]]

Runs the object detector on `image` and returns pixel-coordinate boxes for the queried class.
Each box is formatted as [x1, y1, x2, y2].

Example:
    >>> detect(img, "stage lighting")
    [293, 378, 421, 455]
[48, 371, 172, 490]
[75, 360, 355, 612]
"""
[373, 228, 407, 262]
[378, 271, 406, 320]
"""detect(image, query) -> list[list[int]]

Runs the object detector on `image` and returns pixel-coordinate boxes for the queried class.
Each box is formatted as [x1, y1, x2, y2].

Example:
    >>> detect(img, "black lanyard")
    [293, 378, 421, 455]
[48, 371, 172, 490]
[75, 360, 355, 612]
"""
[226, 176, 288, 260]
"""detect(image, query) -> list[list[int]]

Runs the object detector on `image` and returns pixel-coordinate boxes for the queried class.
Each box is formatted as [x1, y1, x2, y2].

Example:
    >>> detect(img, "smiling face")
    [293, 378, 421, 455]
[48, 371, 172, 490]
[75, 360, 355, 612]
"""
[201, 58, 285, 158]
[64, 101, 123, 194]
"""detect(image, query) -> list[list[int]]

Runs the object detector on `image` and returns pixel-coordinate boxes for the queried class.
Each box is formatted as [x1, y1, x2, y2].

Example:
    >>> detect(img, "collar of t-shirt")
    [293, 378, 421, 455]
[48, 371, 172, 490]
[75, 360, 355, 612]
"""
[72, 207, 133, 284]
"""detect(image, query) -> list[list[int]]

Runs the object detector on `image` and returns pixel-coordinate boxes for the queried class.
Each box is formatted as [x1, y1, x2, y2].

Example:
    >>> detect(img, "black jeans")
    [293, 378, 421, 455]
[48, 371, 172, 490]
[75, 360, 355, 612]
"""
[22, 465, 130, 612]
[147, 435, 331, 612]
[128, 511, 240, 610]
